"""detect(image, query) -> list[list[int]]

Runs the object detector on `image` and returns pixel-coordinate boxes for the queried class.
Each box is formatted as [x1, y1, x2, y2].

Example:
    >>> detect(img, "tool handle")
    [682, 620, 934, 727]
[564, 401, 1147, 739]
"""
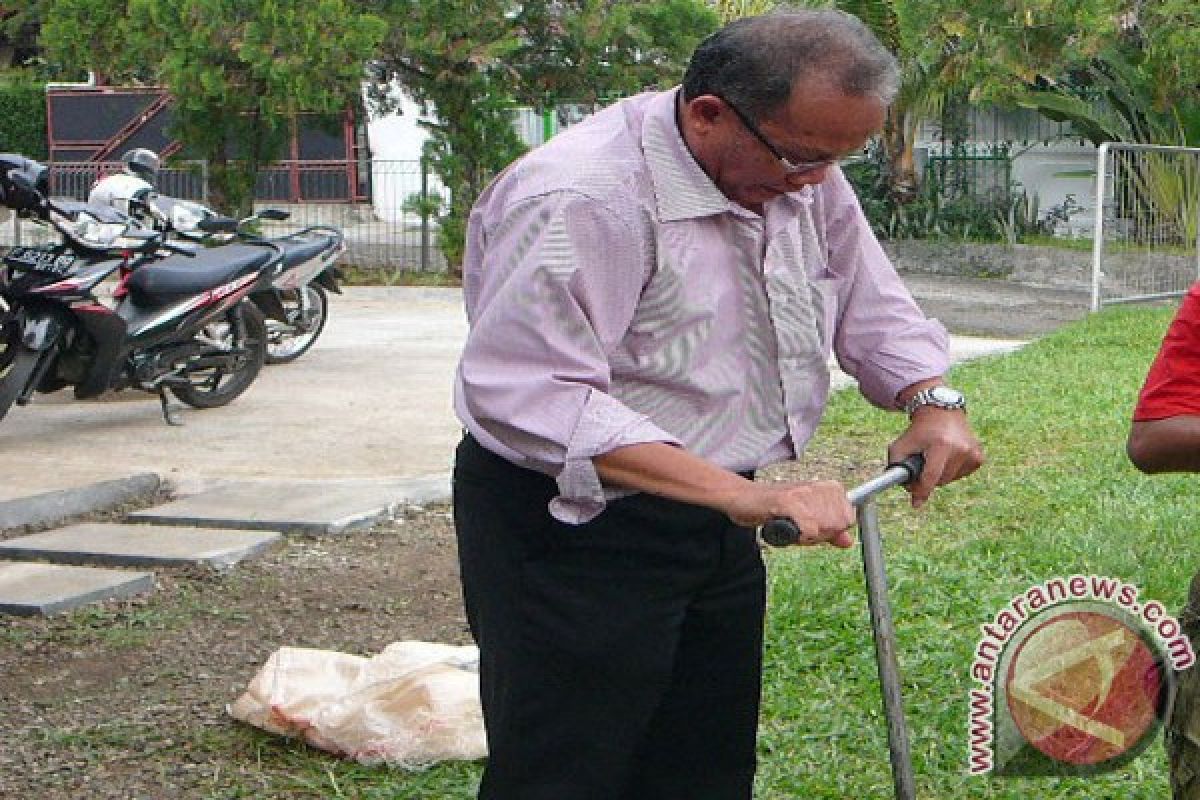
[760, 454, 925, 547]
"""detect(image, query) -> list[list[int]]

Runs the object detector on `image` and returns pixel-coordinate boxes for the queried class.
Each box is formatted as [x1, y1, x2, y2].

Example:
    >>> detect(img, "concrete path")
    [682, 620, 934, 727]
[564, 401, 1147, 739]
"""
[0, 523, 281, 570]
[0, 281, 1045, 613]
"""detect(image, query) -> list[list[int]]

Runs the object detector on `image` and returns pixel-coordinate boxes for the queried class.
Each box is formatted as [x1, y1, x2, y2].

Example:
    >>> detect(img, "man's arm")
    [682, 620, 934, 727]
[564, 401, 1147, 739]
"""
[1128, 417, 1200, 473]
[814, 172, 984, 507]
[594, 442, 857, 547]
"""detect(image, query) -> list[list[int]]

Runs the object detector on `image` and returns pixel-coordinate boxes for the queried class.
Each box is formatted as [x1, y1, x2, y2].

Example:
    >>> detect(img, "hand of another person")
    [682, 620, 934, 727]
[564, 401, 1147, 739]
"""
[888, 408, 984, 509]
[726, 480, 856, 548]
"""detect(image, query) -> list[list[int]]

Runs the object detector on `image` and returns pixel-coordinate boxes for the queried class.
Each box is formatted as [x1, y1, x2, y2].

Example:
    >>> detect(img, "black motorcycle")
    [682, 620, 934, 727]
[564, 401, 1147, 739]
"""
[134, 194, 344, 364]
[0, 154, 281, 425]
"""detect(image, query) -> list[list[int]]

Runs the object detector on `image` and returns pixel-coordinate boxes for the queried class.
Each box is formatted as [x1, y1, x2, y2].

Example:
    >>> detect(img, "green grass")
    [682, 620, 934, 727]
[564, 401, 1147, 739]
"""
[757, 303, 1185, 798]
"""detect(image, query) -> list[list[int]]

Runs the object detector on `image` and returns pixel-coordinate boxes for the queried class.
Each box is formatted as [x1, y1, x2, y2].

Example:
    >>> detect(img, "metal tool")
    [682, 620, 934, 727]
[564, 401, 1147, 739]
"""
[761, 454, 925, 800]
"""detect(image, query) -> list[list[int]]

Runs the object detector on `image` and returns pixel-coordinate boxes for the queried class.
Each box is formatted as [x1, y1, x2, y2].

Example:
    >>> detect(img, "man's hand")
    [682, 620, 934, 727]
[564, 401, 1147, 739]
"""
[595, 442, 855, 547]
[887, 407, 983, 509]
[725, 480, 857, 548]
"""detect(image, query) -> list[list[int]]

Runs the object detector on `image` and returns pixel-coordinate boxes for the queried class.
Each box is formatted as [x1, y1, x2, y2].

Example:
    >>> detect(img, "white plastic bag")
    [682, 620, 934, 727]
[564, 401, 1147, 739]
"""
[228, 641, 487, 768]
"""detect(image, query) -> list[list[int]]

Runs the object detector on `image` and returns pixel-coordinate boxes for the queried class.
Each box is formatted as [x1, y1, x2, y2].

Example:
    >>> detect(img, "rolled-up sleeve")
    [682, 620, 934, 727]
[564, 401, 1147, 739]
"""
[455, 190, 681, 522]
[819, 171, 950, 408]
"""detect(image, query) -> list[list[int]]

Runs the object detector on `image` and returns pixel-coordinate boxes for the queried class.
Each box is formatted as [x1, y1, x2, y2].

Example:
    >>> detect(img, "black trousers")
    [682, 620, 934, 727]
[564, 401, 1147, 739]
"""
[453, 434, 767, 800]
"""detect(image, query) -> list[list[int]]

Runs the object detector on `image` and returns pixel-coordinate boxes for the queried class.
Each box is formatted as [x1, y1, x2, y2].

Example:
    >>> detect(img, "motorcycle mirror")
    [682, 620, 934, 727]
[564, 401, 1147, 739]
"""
[197, 216, 238, 233]
[256, 209, 290, 221]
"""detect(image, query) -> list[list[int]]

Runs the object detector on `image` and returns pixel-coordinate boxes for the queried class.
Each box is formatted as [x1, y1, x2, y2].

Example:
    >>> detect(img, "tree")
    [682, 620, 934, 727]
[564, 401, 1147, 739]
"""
[910, 0, 1200, 147]
[39, 0, 387, 214]
[366, 0, 719, 270]
[0, 1, 46, 72]
[903, 0, 1200, 245]
[711, 0, 775, 22]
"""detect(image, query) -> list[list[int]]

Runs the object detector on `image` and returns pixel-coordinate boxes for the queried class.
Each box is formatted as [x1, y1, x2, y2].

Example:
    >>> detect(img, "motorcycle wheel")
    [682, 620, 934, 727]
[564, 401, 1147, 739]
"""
[264, 283, 328, 365]
[0, 344, 39, 422]
[172, 300, 266, 409]
[0, 315, 16, 372]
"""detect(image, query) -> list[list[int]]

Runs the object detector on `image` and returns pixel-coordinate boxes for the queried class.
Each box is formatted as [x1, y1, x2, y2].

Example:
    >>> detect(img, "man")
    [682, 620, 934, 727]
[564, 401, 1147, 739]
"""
[452, 8, 984, 798]
[1127, 283, 1200, 799]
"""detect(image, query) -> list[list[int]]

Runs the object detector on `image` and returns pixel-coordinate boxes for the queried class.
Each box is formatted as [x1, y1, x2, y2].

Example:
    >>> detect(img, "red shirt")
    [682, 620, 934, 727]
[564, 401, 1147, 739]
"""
[1134, 283, 1200, 421]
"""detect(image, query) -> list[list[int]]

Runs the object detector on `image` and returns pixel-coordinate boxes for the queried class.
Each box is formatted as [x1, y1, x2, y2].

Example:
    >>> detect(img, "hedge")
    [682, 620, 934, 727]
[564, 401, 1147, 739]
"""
[0, 82, 47, 160]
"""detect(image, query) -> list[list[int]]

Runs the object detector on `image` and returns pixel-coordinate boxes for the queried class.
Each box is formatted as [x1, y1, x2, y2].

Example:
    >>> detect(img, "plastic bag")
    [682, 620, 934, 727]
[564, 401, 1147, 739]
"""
[228, 640, 486, 768]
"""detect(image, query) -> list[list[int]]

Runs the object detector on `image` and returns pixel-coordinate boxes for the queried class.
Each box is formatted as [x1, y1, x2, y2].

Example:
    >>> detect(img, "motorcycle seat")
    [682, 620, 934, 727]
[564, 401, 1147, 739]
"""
[276, 235, 334, 269]
[127, 243, 274, 306]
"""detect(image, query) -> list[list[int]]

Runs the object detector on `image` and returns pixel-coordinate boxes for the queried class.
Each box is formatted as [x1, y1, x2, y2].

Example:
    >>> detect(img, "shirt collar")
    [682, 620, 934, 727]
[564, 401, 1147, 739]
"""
[642, 88, 816, 223]
[641, 88, 735, 222]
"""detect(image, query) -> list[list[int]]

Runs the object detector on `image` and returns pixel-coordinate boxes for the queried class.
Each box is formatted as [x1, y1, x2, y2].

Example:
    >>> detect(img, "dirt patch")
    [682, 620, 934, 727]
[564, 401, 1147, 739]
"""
[0, 457, 880, 799]
[0, 504, 468, 799]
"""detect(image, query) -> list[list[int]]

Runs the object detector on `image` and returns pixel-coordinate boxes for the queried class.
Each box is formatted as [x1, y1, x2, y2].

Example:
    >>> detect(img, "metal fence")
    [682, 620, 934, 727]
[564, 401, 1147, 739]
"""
[2, 159, 449, 272]
[1091, 143, 1200, 310]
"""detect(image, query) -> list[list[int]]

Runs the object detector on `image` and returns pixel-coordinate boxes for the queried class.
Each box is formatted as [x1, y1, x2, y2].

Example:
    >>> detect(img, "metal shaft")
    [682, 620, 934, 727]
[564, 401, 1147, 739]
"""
[859, 498, 916, 800]
[758, 454, 924, 798]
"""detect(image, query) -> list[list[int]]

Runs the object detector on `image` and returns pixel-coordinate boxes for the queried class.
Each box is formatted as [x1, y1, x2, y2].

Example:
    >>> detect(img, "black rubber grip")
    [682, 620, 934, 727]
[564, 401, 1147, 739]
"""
[761, 516, 801, 547]
[760, 453, 926, 547]
[889, 453, 926, 484]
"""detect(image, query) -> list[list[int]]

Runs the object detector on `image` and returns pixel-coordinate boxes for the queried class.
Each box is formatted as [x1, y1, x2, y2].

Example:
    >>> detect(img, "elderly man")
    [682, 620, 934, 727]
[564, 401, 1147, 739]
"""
[452, 8, 984, 798]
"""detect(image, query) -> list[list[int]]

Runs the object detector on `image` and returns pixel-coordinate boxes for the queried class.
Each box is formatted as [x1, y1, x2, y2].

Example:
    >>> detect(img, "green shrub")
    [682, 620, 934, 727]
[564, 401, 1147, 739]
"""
[0, 81, 47, 159]
[843, 144, 1043, 244]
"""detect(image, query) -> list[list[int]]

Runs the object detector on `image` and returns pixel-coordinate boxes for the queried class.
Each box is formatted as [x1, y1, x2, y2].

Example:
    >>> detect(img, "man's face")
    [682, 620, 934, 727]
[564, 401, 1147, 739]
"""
[696, 81, 886, 209]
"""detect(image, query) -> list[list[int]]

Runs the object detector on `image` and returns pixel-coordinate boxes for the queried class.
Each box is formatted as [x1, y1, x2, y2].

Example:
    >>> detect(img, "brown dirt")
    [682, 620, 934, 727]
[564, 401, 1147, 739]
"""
[0, 456, 877, 799]
[0, 504, 469, 799]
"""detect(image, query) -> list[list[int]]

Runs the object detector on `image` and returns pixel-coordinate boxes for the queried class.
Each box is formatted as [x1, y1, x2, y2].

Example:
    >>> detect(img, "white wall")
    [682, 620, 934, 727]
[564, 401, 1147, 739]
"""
[363, 86, 442, 224]
[1009, 145, 1097, 237]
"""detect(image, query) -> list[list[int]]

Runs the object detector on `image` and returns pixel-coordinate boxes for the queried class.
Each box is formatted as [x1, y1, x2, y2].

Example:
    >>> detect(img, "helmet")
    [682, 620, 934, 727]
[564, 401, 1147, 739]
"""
[0, 153, 48, 212]
[122, 148, 161, 181]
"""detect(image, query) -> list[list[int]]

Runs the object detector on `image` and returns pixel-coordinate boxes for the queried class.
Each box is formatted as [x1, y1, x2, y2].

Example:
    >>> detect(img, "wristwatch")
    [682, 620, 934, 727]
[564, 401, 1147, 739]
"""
[904, 385, 966, 416]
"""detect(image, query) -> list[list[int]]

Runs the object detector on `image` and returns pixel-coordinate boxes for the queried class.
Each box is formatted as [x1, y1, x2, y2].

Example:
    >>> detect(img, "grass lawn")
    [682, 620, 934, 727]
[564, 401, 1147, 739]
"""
[758, 302, 1188, 799]
[153, 303, 1190, 798]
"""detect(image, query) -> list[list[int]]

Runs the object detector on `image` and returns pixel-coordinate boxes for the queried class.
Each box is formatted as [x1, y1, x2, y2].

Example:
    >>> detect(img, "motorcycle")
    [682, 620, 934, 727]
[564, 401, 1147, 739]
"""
[133, 193, 345, 365]
[0, 154, 281, 425]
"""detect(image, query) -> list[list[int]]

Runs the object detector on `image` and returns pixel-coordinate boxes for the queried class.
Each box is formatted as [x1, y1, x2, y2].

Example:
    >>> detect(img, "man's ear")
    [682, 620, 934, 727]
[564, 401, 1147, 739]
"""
[683, 95, 725, 135]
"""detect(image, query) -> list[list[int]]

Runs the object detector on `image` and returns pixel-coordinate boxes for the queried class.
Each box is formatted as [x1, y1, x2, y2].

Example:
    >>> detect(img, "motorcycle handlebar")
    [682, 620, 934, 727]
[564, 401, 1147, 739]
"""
[760, 453, 925, 547]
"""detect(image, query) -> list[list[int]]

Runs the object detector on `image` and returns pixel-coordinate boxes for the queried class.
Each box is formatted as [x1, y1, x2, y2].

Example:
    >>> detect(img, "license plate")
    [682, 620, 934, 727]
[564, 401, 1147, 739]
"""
[3, 247, 76, 276]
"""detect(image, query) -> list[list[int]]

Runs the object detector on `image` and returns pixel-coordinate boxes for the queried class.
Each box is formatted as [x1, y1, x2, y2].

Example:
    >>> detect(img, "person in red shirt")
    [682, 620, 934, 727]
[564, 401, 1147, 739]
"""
[1127, 281, 1200, 799]
[1129, 283, 1200, 470]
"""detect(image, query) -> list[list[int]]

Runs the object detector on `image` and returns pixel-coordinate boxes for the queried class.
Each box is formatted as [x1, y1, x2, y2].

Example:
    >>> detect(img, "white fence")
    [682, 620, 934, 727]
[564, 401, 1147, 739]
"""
[1090, 143, 1200, 310]
[2, 159, 449, 272]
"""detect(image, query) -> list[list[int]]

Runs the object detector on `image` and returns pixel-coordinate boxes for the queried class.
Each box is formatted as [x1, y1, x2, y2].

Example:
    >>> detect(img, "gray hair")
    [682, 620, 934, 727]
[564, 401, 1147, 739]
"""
[681, 7, 900, 121]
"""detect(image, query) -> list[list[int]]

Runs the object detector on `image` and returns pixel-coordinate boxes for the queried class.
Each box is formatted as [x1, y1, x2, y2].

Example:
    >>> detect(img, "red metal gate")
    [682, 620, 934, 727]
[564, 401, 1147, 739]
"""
[45, 85, 366, 202]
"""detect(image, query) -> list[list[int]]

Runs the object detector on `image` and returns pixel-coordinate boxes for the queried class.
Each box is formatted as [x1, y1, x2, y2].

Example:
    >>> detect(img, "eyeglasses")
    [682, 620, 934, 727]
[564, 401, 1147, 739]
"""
[716, 94, 835, 176]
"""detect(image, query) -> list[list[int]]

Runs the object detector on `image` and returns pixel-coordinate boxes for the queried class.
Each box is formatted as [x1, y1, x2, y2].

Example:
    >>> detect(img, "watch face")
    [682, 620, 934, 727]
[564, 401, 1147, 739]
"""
[931, 386, 964, 404]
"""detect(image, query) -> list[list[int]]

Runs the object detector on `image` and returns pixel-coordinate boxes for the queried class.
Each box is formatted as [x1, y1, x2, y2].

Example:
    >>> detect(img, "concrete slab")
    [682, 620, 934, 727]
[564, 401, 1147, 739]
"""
[0, 522, 282, 570]
[0, 562, 154, 616]
[126, 474, 451, 535]
[0, 473, 162, 533]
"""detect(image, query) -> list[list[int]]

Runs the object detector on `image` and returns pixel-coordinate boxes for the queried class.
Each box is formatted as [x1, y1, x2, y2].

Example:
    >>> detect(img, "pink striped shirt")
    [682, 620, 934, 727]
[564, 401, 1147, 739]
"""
[454, 89, 949, 523]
